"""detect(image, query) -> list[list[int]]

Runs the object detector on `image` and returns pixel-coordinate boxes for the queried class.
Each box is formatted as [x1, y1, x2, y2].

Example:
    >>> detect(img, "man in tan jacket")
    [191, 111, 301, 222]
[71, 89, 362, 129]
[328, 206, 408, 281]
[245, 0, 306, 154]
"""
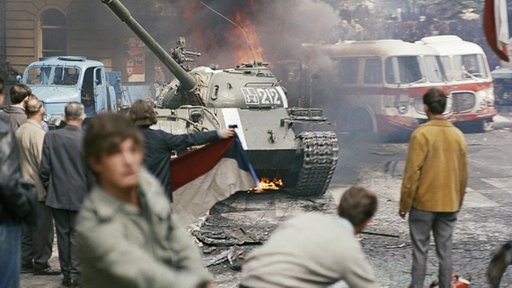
[15, 96, 59, 275]
[399, 87, 468, 288]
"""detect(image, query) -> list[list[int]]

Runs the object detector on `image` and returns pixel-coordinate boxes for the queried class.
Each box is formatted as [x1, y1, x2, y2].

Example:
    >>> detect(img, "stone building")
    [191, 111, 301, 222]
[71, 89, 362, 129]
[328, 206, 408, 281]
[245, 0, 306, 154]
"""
[0, 0, 184, 82]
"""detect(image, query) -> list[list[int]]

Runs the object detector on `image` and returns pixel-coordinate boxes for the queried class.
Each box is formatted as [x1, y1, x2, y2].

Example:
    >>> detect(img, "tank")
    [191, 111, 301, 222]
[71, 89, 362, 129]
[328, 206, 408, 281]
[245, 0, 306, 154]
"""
[102, 0, 339, 196]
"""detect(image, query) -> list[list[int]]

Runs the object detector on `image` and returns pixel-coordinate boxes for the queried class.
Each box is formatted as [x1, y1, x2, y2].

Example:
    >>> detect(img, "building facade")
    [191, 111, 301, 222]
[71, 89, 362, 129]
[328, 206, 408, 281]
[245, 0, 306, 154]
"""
[1, 0, 183, 82]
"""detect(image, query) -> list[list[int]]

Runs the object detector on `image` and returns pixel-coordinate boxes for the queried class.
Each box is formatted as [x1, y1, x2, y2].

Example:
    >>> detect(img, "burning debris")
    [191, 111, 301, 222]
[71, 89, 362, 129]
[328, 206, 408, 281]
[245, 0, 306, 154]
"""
[250, 177, 283, 193]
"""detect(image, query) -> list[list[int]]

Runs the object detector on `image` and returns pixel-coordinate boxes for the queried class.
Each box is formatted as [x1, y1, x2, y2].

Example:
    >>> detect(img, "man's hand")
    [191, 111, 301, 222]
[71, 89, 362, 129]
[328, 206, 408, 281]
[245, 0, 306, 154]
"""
[399, 211, 407, 219]
[219, 128, 235, 139]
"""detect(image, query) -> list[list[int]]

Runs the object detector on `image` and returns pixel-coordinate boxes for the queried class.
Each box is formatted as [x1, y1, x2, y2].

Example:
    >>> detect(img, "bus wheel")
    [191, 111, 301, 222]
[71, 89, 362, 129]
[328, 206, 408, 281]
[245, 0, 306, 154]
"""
[456, 120, 489, 133]
[348, 109, 374, 135]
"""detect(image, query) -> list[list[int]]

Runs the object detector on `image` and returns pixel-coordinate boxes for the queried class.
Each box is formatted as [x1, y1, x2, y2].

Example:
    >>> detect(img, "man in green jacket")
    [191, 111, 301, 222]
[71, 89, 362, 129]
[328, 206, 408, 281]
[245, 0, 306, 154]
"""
[76, 112, 212, 288]
[399, 87, 468, 288]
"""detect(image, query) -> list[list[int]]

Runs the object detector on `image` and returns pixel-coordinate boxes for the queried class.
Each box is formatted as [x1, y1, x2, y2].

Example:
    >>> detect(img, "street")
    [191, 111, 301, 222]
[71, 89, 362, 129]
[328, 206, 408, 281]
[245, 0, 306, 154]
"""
[21, 110, 512, 288]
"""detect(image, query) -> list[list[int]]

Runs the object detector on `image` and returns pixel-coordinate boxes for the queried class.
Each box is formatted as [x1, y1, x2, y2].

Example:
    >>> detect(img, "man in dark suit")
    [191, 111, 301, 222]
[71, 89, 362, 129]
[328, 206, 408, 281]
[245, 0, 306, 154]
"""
[40, 102, 88, 287]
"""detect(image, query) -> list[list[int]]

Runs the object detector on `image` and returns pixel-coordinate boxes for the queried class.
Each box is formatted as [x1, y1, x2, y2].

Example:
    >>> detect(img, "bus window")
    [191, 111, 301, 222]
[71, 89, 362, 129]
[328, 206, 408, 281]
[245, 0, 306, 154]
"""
[461, 54, 488, 79]
[385, 56, 422, 84]
[424, 55, 445, 83]
[338, 58, 358, 84]
[440, 55, 459, 81]
[364, 57, 382, 84]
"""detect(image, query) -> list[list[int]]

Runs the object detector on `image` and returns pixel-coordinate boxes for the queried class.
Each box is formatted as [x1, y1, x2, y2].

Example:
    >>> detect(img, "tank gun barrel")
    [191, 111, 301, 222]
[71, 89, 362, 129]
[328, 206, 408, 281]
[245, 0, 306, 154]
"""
[101, 0, 197, 91]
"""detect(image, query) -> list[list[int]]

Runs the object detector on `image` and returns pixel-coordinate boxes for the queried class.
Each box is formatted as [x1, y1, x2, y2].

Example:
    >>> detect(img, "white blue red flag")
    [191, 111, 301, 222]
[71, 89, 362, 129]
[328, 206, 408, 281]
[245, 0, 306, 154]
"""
[483, 0, 510, 62]
[170, 134, 259, 226]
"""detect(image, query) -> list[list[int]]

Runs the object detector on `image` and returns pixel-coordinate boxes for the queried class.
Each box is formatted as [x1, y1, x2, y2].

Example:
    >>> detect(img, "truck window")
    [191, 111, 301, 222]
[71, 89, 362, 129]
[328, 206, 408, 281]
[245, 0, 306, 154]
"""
[338, 58, 358, 84]
[95, 68, 102, 85]
[363, 57, 382, 84]
[53, 67, 79, 86]
[385, 56, 422, 84]
[26, 67, 51, 85]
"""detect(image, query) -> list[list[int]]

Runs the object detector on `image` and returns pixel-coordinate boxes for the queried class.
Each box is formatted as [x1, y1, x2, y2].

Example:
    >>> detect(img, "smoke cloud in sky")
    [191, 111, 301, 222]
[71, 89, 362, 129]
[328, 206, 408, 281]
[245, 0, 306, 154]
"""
[168, 0, 340, 68]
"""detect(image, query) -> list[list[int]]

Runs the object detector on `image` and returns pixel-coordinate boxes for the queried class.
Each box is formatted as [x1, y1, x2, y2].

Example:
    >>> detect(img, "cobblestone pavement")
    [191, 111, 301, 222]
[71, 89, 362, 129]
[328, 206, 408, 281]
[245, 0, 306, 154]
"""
[20, 125, 512, 288]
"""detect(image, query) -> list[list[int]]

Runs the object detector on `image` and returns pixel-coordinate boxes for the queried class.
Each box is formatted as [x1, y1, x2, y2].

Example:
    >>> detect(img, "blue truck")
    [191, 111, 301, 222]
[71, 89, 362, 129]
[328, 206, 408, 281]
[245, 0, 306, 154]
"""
[21, 56, 153, 126]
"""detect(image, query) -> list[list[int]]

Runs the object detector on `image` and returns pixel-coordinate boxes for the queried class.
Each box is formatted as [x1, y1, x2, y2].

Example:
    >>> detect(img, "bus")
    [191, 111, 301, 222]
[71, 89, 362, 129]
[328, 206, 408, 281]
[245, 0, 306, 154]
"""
[277, 39, 447, 139]
[415, 35, 496, 132]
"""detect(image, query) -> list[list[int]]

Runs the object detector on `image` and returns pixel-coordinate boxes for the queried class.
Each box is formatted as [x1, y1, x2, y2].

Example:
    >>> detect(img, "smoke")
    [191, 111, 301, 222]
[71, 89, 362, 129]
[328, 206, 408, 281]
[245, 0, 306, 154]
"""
[172, 0, 340, 68]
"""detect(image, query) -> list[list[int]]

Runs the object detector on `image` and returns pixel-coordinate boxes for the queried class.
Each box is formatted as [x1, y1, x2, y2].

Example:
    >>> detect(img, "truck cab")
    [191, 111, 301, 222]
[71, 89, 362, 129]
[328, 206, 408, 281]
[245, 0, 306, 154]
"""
[21, 56, 117, 126]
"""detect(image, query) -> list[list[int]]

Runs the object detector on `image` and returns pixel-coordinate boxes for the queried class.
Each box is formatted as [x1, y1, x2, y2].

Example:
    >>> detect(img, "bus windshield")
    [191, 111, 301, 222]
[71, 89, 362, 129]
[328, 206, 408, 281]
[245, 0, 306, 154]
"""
[424, 55, 445, 83]
[447, 54, 489, 81]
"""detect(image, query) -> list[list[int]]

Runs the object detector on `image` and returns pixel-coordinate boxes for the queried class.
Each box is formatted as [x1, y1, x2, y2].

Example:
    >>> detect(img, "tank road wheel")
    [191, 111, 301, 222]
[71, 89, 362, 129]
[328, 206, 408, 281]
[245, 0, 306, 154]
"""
[287, 131, 339, 197]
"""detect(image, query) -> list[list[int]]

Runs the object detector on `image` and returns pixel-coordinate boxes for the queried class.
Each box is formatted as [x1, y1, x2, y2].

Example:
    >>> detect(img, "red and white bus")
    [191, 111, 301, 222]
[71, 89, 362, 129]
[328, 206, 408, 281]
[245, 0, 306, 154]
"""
[415, 35, 496, 132]
[279, 39, 446, 139]
[277, 38, 496, 140]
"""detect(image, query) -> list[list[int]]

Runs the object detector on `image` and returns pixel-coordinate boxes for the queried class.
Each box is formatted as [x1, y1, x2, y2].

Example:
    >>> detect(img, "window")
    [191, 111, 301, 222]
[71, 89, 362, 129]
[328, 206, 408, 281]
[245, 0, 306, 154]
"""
[53, 67, 79, 86]
[424, 55, 445, 83]
[385, 56, 423, 84]
[363, 57, 382, 84]
[461, 54, 488, 79]
[26, 67, 52, 85]
[41, 9, 67, 57]
[338, 58, 358, 84]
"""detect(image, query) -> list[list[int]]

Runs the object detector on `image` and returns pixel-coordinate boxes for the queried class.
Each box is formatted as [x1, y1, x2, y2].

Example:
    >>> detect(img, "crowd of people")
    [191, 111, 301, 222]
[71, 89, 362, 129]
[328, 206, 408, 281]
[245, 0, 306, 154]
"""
[327, 0, 501, 69]
[0, 73, 473, 288]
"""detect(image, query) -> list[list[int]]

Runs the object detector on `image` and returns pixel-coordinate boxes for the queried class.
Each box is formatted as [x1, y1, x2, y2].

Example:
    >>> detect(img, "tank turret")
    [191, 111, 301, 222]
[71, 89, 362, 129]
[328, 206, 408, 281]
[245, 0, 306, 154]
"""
[102, 0, 339, 197]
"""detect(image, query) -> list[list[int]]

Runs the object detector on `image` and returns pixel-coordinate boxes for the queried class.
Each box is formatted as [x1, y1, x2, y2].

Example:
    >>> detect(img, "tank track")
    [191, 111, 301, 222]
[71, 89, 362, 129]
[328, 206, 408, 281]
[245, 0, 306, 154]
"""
[289, 131, 339, 196]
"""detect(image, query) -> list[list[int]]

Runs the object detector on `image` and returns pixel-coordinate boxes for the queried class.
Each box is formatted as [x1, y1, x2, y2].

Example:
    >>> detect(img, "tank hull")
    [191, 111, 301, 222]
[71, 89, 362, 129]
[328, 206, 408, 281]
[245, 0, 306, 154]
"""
[155, 107, 338, 196]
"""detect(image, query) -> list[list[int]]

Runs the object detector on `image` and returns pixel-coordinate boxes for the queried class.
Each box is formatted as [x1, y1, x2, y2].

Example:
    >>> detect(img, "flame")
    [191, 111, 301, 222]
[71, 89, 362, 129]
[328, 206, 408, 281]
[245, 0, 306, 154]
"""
[226, 11, 264, 63]
[183, 1, 265, 66]
[251, 177, 283, 193]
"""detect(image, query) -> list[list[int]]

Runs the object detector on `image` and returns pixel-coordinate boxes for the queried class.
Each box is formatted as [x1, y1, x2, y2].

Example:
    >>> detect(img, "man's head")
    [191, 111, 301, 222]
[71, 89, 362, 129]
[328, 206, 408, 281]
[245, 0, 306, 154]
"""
[64, 101, 85, 124]
[9, 83, 32, 105]
[128, 100, 157, 127]
[25, 95, 45, 119]
[337, 185, 378, 234]
[423, 87, 447, 116]
[84, 112, 144, 194]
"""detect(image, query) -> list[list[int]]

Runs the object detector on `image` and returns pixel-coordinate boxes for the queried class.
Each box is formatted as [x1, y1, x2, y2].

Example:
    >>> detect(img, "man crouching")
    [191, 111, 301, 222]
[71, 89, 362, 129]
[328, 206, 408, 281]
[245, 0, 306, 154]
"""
[76, 112, 213, 288]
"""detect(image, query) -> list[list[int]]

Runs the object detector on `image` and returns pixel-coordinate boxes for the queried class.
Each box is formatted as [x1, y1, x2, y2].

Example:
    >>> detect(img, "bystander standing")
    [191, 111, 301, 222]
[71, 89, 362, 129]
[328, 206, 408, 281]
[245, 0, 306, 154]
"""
[0, 76, 37, 288]
[399, 87, 468, 288]
[15, 96, 59, 275]
[40, 102, 89, 287]
[0, 83, 31, 131]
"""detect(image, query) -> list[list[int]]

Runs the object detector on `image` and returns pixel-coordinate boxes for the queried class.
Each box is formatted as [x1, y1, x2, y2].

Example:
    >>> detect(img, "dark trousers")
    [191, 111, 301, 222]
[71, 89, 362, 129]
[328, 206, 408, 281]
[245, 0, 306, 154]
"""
[0, 221, 22, 288]
[408, 208, 458, 288]
[21, 201, 55, 269]
[52, 208, 80, 280]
